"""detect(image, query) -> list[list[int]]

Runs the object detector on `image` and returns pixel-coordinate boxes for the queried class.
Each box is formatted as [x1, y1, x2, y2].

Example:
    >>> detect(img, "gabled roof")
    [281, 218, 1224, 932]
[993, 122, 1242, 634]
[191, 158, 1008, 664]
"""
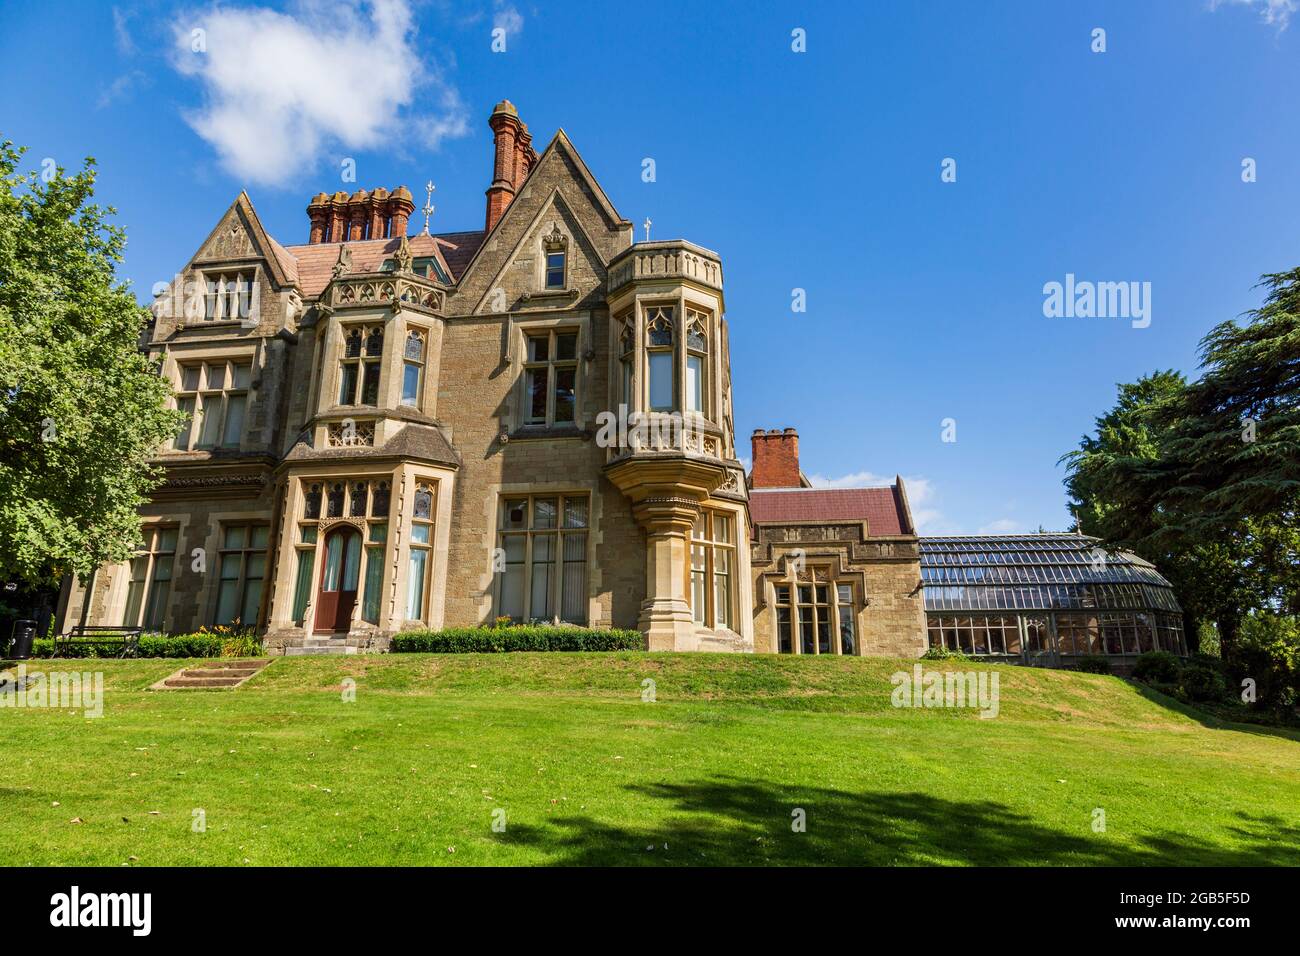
[749, 487, 911, 536]
[188, 191, 294, 290]
[454, 127, 631, 294]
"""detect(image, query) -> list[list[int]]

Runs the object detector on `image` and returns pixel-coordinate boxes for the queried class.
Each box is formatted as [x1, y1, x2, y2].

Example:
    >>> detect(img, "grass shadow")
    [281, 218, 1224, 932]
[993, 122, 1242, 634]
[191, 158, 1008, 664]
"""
[1129, 682, 1300, 743]
[499, 775, 1300, 866]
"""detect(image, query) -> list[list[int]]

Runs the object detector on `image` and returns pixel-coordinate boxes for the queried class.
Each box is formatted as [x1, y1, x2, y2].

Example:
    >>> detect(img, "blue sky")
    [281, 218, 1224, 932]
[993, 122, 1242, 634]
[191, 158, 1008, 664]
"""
[3, 0, 1297, 533]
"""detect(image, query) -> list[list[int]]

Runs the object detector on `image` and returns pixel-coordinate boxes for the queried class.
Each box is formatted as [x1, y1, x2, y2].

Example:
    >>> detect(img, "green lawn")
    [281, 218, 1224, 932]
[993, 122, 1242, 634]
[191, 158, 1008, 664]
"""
[2, 652, 1298, 866]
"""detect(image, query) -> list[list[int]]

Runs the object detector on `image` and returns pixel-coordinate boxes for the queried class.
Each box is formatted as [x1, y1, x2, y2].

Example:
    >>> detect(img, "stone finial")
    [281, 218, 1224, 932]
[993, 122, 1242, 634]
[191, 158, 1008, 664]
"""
[331, 243, 353, 279]
[393, 234, 413, 273]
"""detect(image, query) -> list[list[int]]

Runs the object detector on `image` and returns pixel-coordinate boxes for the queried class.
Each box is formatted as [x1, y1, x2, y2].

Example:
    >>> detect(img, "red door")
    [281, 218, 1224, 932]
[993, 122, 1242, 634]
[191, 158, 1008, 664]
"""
[315, 527, 362, 632]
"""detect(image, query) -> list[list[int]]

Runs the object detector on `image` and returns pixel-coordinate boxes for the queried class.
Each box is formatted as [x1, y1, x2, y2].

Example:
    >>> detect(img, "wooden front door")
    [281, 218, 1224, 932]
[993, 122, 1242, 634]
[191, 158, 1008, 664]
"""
[315, 527, 362, 632]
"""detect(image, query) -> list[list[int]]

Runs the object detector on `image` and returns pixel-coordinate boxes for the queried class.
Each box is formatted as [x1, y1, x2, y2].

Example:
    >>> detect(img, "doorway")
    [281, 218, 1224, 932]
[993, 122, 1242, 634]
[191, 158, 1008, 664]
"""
[315, 526, 362, 633]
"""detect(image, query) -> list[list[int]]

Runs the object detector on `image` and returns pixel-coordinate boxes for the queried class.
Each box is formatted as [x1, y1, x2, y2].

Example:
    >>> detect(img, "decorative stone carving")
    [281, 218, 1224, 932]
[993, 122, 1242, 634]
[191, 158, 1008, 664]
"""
[331, 244, 354, 278]
[327, 420, 375, 447]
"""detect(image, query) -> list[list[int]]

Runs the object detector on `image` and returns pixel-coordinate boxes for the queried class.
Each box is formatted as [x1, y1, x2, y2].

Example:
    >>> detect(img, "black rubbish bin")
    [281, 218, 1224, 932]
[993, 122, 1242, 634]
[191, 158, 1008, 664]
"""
[8, 619, 36, 660]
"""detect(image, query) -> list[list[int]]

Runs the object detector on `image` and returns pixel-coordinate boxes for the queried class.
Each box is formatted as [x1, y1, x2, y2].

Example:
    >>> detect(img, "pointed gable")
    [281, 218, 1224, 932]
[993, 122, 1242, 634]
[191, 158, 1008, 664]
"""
[452, 129, 633, 311]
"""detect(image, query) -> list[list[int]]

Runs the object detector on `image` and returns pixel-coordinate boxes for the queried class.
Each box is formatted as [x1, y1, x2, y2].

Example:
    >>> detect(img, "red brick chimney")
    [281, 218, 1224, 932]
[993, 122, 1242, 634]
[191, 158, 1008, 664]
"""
[751, 428, 803, 489]
[305, 186, 414, 243]
[485, 99, 537, 233]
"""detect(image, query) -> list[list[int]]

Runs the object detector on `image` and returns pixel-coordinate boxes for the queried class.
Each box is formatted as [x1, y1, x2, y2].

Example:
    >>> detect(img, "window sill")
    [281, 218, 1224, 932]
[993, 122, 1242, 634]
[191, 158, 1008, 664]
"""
[506, 423, 588, 442]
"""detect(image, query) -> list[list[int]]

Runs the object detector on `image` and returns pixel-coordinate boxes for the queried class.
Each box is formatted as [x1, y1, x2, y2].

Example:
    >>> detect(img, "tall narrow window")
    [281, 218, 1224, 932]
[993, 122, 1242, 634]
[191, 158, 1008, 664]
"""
[496, 494, 588, 624]
[522, 329, 578, 426]
[215, 524, 269, 627]
[646, 307, 674, 412]
[543, 224, 568, 290]
[618, 315, 634, 412]
[837, 583, 856, 655]
[685, 310, 708, 414]
[174, 360, 251, 451]
[407, 482, 435, 621]
[545, 252, 566, 289]
[338, 325, 383, 405]
[123, 527, 178, 631]
[402, 328, 425, 407]
[688, 509, 734, 630]
[363, 522, 386, 624]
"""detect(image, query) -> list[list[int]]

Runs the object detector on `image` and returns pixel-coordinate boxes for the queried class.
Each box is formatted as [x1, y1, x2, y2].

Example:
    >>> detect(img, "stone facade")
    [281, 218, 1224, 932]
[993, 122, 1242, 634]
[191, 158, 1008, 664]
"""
[56, 99, 926, 659]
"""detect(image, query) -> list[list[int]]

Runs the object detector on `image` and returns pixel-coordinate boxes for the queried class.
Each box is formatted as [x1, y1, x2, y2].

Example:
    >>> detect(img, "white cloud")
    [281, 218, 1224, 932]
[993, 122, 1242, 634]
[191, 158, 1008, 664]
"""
[493, 2, 524, 39]
[170, 0, 469, 187]
[113, 6, 137, 55]
[976, 518, 1023, 535]
[1209, 0, 1297, 30]
[98, 69, 150, 109]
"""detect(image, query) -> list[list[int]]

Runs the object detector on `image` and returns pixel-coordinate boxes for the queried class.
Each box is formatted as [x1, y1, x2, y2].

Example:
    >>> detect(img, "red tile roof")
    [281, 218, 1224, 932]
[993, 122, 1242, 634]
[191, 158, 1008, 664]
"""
[749, 487, 910, 536]
[277, 231, 485, 299]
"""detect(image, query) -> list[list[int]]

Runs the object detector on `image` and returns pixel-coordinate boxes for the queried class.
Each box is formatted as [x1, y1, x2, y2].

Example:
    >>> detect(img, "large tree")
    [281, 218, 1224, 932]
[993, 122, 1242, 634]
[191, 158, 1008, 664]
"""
[0, 141, 181, 586]
[1062, 269, 1300, 657]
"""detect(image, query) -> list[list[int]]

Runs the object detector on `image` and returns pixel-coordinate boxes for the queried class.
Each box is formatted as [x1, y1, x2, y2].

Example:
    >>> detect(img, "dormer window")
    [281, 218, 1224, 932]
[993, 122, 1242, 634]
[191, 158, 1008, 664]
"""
[543, 223, 568, 290]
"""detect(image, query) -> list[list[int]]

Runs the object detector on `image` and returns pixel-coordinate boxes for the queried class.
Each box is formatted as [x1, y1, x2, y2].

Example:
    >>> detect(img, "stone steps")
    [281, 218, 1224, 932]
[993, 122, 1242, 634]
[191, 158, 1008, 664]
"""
[151, 658, 273, 691]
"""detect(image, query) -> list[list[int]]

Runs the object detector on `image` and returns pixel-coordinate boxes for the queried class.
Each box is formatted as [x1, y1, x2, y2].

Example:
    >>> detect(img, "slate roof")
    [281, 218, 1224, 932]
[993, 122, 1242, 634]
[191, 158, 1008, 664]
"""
[748, 487, 910, 536]
[283, 423, 461, 468]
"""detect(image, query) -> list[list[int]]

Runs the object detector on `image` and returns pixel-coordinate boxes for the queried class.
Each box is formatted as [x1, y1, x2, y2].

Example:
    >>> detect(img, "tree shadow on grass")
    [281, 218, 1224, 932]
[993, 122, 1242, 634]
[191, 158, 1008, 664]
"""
[1129, 682, 1300, 743]
[500, 776, 1300, 866]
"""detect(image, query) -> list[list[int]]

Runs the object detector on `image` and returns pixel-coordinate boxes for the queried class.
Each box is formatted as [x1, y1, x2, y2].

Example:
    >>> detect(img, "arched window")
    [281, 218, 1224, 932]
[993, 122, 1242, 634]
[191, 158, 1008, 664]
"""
[304, 483, 323, 520]
[685, 309, 709, 414]
[645, 306, 674, 412]
[402, 329, 425, 407]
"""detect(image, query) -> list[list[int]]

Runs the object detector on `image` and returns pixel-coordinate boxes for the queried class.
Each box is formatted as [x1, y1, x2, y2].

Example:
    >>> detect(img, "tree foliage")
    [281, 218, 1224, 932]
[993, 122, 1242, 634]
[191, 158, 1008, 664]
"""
[1062, 271, 1300, 658]
[0, 141, 181, 585]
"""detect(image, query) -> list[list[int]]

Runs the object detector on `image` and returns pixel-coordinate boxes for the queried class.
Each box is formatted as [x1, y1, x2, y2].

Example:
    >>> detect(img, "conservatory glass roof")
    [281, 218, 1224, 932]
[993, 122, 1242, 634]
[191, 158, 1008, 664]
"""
[919, 534, 1181, 614]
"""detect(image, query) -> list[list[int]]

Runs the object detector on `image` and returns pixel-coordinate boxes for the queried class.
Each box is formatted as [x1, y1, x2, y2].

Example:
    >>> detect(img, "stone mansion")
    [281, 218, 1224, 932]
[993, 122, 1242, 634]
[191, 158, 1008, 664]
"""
[63, 99, 1178, 663]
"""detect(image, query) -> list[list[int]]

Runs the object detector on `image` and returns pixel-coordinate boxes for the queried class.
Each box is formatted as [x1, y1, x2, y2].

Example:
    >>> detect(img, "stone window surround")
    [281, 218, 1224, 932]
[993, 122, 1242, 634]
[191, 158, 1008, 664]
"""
[504, 311, 591, 435]
[492, 489, 593, 625]
[476, 479, 604, 627]
[771, 570, 860, 656]
[540, 222, 569, 291]
[158, 344, 261, 454]
[688, 507, 736, 631]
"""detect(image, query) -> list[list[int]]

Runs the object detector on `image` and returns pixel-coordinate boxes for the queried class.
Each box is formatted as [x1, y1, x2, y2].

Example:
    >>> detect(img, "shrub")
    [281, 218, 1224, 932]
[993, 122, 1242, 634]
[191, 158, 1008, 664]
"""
[1180, 660, 1228, 702]
[921, 646, 969, 661]
[1228, 613, 1299, 716]
[390, 625, 643, 654]
[1072, 655, 1111, 675]
[1133, 650, 1181, 684]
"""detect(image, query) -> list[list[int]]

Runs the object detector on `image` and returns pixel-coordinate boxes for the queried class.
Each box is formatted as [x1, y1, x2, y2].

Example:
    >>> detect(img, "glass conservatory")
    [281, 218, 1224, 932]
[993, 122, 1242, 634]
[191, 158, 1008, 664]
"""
[920, 534, 1186, 665]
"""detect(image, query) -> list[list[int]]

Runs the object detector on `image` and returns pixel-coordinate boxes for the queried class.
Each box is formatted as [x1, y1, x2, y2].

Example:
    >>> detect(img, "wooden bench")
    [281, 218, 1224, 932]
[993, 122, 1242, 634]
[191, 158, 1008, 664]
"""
[55, 626, 143, 659]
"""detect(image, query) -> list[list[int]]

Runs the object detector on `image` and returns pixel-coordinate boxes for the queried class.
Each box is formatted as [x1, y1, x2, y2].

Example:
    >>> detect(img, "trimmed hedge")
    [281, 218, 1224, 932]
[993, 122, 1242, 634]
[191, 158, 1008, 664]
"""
[1133, 650, 1181, 684]
[29, 634, 233, 659]
[390, 625, 644, 654]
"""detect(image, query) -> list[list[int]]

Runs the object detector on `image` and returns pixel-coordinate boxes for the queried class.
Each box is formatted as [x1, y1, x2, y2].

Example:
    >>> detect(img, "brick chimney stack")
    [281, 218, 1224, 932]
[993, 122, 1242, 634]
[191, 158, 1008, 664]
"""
[751, 428, 803, 489]
[485, 99, 538, 233]
[305, 186, 414, 243]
